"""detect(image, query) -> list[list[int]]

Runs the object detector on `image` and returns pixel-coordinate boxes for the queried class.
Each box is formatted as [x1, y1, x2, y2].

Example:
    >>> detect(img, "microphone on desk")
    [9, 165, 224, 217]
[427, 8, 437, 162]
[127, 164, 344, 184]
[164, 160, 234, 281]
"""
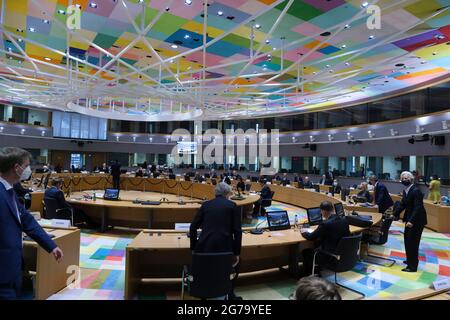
[250, 219, 265, 235]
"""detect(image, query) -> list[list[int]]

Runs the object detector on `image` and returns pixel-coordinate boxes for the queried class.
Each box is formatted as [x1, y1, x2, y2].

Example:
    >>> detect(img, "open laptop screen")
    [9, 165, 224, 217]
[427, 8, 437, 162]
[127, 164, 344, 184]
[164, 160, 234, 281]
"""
[334, 202, 345, 217]
[103, 188, 119, 200]
[266, 210, 290, 231]
[307, 207, 323, 225]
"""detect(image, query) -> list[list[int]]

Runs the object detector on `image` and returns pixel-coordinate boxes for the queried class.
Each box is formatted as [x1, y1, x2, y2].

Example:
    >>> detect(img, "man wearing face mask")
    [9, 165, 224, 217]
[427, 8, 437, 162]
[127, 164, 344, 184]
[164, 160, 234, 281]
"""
[0, 147, 63, 299]
[393, 171, 427, 272]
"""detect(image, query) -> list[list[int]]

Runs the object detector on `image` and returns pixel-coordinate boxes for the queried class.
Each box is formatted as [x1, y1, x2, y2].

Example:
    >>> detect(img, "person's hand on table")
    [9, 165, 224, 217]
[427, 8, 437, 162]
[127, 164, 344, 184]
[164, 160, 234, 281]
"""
[52, 247, 64, 262]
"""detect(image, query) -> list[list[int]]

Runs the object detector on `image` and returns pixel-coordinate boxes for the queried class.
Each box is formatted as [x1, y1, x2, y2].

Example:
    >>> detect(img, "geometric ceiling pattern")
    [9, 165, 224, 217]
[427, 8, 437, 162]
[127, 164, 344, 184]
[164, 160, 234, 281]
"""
[0, 0, 449, 121]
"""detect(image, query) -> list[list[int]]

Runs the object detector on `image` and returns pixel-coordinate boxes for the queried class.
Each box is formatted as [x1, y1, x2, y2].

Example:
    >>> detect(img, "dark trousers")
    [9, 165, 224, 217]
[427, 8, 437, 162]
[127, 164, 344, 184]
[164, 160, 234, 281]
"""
[404, 223, 424, 270]
[0, 273, 21, 300]
[302, 248, 334, 276]
[231, 261, 240, 296]
[112, 175, 120, 190]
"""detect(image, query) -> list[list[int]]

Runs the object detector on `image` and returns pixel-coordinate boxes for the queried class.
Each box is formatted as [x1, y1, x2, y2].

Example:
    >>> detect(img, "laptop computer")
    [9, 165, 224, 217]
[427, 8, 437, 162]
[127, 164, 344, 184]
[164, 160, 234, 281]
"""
[266, 210, 291, 231]
[307, 207, 323, 226]
[334, 202, 345, 217]
[103, 188, 120, 200]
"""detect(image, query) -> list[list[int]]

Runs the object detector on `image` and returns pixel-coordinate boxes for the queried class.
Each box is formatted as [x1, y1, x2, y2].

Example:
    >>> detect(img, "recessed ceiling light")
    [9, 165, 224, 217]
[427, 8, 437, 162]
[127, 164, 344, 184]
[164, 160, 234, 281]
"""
[29, 27, 35, 32]
[265, 39, 270, 44]
[341, 44, 346, 48]
[344, 24, 350, 29]
[184, 34, 190, 39]
[254, 24, 261, 29]
[43, 19, 49, 24]
[435, 34, 445, 40]
[432, 52, 437, 55]
[361, 2, 369, 8]
[165, 7, 170, 11]
[89, 3, 97, 8]
[58, 9, 65, 15]
[217, 11, 223, 16]
[345, 62, 350, 66]
[369, 35, 375, 39]
[326, 64, 330, 68]
[185, 0, 192, 5]
[44, 57, 51, 61]
[171, 44, 178, 48]
[421, 60, 426, 64]
[7, 47, 12, 52]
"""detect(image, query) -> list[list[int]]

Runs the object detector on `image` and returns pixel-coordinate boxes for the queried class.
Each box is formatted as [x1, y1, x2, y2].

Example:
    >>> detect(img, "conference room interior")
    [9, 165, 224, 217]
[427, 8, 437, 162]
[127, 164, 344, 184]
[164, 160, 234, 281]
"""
[0, 0, 449, 303]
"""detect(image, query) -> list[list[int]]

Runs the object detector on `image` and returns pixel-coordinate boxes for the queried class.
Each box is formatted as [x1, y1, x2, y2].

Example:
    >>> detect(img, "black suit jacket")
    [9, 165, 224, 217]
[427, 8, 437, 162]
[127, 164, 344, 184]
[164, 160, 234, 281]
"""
[302, 215, 350, 253]
[13, 183, 32, 198]
[189, 196, 242, 255]
[110, 163, 121, 177]
[374, 182, 394, 213]
[44, 187, 71, 209]
[394, 185, 427, 226]
[236, 181, 245, 192]
[260, 185, 271, 200]
[332, 184, 342, 194]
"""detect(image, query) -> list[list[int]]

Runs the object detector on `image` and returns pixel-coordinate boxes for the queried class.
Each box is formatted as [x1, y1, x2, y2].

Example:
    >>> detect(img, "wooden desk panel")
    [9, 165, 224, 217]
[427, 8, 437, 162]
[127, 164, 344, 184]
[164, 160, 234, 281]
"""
[23, 227, 80, 300]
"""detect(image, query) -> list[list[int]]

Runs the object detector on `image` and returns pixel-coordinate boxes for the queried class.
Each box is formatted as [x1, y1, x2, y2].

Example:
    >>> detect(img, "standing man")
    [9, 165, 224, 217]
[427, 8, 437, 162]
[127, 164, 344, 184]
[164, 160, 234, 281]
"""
[0, 147, 63, 299]
[190, 182, 242, 300]
[369, 175, 393, 214]
[393, 171, 427, 272]
[110, 160, 121, 190]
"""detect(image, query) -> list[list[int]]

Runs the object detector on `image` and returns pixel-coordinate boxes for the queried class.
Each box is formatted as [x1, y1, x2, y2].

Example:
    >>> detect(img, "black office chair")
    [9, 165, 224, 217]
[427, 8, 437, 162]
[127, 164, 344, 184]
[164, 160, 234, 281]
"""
[312, 234, 365, 299]
[245, 184, 251, 192]
[361, 216, 396, 267]
[43, 197, 74, 226]
[181, 252, 234, 300]
[259, 191, 275, 216]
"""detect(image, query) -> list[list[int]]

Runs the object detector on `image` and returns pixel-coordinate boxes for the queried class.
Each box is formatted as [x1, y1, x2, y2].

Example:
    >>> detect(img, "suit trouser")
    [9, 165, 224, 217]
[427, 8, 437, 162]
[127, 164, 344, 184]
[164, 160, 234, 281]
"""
[112, 176, 120, 190]
[0, 273, 22, 300]
[404, 223, 424, 270]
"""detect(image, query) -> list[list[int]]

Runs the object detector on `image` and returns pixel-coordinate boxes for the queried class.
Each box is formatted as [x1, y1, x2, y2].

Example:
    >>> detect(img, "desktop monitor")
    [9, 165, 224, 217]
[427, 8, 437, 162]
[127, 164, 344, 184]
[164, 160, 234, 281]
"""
[334, 202, 345, 217]
[307, 207, 323, 226]
[103, 188, 120, 200]
[266, 210, 291, 231]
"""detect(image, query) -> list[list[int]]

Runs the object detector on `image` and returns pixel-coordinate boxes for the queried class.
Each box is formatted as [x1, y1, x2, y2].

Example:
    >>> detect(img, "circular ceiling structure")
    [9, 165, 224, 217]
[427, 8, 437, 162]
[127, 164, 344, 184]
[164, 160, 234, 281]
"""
[0, 0, 449, 121]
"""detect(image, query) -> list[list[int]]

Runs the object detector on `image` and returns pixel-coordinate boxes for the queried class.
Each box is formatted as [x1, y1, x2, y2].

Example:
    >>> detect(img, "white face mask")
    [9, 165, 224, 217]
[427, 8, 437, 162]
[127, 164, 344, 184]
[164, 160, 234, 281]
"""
[18, 165, 32, 180]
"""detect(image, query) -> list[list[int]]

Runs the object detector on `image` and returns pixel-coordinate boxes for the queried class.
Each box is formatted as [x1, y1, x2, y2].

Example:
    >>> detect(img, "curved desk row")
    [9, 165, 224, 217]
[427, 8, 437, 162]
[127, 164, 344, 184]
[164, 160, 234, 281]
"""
[125, 212, 382, 299]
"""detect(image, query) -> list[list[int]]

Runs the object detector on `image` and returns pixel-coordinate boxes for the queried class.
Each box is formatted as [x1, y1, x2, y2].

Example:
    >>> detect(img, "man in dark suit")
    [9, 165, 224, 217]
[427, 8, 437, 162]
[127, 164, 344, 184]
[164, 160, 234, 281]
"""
[393, 171, 427, 272]
[252, 179, 272, 216]
[301, 201, 350, 276]
[303, 176, 313, 188]
[110, 160, 121, 189]
[369, 175, 393, 214]
[293, 173, 302, 183]
[45, 178, 97, 228]
[281, 173, 290, 186]
[190, 182, 242, 300]
[331, 179, 342, 194]
[0, 147, 63, 299]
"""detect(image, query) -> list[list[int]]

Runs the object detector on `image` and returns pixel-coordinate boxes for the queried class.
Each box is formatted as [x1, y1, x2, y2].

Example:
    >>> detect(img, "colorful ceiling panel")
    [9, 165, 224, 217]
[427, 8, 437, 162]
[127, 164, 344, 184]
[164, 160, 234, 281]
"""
[0, 0, 448, 121]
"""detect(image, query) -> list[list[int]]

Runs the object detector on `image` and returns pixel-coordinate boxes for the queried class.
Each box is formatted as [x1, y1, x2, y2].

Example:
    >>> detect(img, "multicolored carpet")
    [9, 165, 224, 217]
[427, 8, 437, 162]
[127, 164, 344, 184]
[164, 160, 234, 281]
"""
[49, 202, 450, 300]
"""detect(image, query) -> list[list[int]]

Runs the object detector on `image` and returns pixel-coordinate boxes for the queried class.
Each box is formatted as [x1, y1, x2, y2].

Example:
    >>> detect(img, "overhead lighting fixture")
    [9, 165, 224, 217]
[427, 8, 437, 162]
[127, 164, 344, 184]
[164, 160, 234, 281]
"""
[149, 137, 153, 142]
[41, 131, 46, 136]
[344, 24, 350, 29]
[369, 35, 375, 39]
[254, 24, 261, 29]
[361, 2, 369, 8]
[292, 137, 296, 142]
[390, 129, 398, 136]
[29, 27, 35, 32]
[309, 136, 315, 142]
[341, 44, 347, 48]
[442, 121, 448, 130]
[345, 62, 350, 66]
[18, 38, 23, 42]
[185, 0, 192, 5]
[432, 52, 437, 55]
[416, 125, 424, 133]
[0, 127, 3, 133]
[89, 2, 97, 8]
[347, 132, 353, 140]
[184, 34, 190, 39]
[171, 44, 178, 49]
[328, 134, 333, 141]
[368, 130, 375, 138]
[58, 9, 65, 15]
[21, 129, 25, 135]
[44, 57, 51, 61]
[43, 19, 49, 24]
[116, 136, 120, 141]
[217, 11, 223, 16]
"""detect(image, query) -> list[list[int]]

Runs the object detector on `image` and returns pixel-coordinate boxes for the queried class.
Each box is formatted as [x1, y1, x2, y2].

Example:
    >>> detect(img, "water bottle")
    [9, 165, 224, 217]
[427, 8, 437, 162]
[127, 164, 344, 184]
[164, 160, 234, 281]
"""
[93, 192, 96, 201]
[294, 215, 298, 231]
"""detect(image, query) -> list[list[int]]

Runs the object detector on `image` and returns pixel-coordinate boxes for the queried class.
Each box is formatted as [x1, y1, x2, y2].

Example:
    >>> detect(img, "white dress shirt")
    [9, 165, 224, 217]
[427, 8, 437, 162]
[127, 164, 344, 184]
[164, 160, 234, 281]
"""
[0, 176, 21, 223]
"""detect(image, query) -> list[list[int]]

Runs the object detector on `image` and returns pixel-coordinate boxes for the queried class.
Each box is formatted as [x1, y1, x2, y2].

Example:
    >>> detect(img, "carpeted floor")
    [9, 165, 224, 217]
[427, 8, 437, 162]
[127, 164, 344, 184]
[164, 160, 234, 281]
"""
[48, 202, 450, 300]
